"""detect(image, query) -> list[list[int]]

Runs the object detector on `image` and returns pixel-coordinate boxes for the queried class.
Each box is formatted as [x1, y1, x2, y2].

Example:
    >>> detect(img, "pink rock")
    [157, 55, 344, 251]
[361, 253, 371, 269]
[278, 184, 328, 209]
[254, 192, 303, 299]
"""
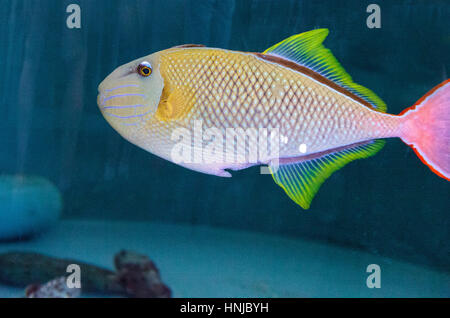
[25, 277, 81, 298]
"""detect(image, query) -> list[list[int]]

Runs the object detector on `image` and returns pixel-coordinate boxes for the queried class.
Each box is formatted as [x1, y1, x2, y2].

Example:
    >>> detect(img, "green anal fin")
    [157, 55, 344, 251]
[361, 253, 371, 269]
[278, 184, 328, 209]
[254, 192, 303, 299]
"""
[263, 29, 387, 113]
[270, 140, 386, 209]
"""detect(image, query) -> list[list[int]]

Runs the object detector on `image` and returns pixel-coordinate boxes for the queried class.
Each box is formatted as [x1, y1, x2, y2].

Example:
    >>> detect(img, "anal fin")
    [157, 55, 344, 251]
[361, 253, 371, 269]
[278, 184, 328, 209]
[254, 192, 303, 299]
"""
[270, 140, 385, 209]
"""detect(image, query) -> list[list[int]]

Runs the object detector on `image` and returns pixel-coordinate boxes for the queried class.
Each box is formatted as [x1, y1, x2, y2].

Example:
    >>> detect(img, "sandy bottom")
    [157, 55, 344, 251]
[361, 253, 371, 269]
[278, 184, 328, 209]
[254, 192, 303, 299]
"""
[0, 220, 448, 297]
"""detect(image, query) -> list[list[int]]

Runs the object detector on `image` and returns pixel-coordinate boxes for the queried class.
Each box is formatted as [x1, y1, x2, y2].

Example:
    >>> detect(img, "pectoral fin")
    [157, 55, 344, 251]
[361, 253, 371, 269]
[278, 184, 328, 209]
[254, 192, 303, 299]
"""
[156, 87, 192, 121]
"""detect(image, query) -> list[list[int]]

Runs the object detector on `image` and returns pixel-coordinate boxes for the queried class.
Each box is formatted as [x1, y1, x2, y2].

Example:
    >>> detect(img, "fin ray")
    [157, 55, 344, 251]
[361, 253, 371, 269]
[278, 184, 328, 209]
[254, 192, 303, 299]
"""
[270, 140, 386, 209]
[263, 29, 387, 112]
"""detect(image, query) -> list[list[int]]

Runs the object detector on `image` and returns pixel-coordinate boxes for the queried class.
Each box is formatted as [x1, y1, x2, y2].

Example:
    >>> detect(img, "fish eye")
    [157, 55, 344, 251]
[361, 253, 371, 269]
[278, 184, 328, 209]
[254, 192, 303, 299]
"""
[137, 61, 152, 77]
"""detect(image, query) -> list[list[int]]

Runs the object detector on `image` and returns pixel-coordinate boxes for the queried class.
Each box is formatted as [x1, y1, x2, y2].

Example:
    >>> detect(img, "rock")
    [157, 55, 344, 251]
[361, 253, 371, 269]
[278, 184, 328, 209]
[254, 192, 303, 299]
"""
[114, 250, 172, 298]
[26, 276, 81, 298]
[0, 175, 62, 240]
[0, 250, 171, 298]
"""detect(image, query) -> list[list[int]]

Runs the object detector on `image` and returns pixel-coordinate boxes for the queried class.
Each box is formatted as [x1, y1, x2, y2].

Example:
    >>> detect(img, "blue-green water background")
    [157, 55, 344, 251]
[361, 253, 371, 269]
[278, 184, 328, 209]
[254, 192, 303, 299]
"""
[0, 0, 449, 271]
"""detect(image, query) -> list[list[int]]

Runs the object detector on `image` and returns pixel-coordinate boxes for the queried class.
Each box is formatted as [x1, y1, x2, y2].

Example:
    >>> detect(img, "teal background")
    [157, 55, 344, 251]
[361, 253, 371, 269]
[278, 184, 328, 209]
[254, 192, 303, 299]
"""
[0, 0, 449, 272]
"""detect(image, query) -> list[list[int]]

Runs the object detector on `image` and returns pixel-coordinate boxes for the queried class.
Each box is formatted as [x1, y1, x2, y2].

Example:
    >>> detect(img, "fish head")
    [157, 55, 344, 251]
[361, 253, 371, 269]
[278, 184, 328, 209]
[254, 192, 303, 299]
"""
[97, 52, 164, 137]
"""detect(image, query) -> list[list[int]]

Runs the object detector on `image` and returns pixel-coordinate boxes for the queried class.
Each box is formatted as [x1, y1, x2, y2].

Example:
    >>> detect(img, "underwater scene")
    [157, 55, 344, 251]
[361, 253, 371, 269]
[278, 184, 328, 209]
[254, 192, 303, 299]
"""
[0, 0, 449, 299]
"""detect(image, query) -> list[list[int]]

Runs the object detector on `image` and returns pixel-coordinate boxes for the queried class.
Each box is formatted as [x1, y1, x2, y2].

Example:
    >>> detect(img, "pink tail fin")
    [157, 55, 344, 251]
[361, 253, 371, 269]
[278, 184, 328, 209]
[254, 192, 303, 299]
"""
[399, 79, 450, 181]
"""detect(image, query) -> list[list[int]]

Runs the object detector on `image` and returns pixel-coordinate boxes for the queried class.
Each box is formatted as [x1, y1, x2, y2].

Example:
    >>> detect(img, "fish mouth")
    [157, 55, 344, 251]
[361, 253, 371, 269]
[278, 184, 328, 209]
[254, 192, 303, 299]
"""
[97, 88, 107, 110]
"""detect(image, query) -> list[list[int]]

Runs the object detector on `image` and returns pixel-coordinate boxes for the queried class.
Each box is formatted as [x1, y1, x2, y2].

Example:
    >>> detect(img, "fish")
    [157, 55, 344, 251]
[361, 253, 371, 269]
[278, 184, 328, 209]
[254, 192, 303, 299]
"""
[97, 29, 449, 209]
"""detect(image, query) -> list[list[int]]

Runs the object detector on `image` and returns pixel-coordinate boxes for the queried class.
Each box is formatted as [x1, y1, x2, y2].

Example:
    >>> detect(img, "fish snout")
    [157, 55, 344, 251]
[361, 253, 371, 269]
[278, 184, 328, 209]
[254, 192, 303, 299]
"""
[96, 79, 151, 126]
[97, 76, 113, 110]
[97, 88, 107, 110]
[97, 56, 162, 127]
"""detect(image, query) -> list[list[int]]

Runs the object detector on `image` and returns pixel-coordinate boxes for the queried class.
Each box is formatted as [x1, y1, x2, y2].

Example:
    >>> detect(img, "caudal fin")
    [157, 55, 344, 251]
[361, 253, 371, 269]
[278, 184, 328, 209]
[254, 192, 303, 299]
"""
[399, 79, 450, 180]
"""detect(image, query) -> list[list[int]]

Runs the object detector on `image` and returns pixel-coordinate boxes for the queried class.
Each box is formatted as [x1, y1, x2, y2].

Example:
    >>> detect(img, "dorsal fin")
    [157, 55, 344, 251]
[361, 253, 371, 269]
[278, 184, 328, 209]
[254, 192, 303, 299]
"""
[171, 44, 205, 49]
[263, 29, 387, 112]
[256, 53, 379, 112]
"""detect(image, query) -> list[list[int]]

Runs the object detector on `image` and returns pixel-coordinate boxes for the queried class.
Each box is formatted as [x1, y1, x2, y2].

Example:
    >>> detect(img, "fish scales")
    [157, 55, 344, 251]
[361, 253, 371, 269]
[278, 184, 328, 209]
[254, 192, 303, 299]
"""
[154, 48, 399, 158]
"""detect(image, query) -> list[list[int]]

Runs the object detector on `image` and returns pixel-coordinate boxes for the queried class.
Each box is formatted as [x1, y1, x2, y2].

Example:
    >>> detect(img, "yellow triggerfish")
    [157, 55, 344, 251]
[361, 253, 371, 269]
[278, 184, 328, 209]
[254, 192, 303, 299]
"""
[98, 29, 449, 209]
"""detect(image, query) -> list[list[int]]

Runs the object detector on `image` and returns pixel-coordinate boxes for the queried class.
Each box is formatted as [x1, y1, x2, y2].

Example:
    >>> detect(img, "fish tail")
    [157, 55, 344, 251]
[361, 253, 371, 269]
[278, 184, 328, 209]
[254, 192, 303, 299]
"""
[398, 79, 450, 180]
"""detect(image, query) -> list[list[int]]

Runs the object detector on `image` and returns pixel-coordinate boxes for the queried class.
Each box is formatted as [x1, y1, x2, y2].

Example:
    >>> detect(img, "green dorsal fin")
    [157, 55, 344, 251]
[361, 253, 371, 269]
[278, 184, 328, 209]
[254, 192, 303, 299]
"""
[270, 140, 385, 209]
[263, 29, 387, 112]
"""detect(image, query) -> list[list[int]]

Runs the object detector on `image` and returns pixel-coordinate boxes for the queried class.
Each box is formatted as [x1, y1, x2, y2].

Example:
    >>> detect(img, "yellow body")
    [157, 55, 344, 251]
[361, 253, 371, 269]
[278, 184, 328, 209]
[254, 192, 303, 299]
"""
[98, 47, 400, 176]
